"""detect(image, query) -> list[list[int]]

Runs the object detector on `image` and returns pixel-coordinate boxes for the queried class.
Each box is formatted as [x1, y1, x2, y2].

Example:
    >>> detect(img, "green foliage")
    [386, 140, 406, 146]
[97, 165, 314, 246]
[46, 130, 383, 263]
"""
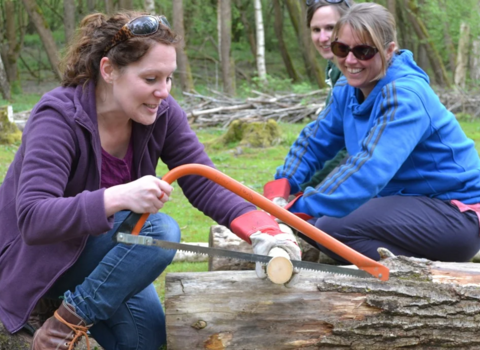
[238, 74, 317, 96]
[0, 91, 43, 113]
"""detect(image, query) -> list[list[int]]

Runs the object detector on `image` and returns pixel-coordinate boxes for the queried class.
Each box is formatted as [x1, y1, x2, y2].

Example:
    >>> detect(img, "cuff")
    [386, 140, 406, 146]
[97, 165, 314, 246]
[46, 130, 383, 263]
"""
[230, 210, 281, 244]
[263, 178, 290, 201]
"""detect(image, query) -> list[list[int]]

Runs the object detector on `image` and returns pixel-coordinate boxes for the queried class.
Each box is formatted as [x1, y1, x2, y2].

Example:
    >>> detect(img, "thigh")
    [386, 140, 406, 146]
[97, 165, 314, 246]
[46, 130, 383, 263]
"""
[90, 283, 166, 350]
[47, 210, 180, 298]
[313, 196, 480, 262]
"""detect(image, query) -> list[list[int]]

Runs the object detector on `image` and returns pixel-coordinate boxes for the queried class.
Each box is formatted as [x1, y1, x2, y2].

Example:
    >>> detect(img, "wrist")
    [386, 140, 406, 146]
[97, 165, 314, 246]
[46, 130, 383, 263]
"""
[104, 185, 126, 216]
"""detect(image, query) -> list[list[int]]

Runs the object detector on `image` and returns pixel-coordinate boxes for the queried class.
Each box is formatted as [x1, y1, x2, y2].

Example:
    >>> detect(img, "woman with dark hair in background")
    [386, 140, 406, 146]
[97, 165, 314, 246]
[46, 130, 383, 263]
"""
[298, 0, 353, 191]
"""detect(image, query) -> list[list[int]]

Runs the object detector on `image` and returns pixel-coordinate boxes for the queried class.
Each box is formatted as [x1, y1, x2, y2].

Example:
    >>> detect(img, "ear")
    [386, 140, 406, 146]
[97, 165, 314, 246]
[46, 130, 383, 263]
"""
[385, 41, 397, 61]
[99, 57, 116, 84]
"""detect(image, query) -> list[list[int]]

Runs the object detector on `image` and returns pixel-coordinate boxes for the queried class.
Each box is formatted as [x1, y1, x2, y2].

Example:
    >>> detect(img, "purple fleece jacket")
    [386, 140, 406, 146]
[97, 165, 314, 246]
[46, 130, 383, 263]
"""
[0, 82, 255, 333]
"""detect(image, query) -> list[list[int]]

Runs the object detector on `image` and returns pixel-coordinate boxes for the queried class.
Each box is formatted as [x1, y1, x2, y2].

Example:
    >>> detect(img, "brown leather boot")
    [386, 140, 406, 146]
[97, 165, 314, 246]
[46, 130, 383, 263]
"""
[31, 301, 92, 350]
[25, 298, 62, 335]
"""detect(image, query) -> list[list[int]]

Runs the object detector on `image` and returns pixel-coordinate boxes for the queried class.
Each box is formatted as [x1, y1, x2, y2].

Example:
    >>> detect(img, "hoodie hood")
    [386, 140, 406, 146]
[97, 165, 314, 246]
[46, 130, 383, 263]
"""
[349, 50, 429, 116]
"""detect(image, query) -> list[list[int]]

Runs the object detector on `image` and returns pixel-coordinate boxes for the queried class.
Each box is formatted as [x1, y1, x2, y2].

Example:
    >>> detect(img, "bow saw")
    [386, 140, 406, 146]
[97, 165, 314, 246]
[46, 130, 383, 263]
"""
[113, 164, 389, 282]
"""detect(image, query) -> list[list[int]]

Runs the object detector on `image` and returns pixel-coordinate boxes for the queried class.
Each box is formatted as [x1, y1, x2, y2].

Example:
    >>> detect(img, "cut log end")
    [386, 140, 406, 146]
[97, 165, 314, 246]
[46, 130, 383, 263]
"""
[266, 247, 293, 284]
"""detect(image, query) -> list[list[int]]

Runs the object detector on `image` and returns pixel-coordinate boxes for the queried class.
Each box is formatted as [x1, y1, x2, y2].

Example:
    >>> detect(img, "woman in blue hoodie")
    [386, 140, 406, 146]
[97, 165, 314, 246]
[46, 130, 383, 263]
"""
[264, 2, 480, 263]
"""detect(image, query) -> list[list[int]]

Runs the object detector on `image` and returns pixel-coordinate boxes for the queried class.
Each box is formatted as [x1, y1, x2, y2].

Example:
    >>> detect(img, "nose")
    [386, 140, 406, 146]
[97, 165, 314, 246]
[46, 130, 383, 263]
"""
[319, 30, 330, 43]
[345, 51, 358, 64]
[154, 82, 170, 99]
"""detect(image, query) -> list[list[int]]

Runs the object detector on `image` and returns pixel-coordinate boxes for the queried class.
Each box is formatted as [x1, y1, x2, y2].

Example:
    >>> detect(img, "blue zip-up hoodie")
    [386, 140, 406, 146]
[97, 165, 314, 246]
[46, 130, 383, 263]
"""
[277, 50, 480, 218]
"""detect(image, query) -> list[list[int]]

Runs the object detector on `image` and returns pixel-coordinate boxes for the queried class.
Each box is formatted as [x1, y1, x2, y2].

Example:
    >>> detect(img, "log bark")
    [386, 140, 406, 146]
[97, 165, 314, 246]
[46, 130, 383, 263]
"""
[165, 254, 480, 350]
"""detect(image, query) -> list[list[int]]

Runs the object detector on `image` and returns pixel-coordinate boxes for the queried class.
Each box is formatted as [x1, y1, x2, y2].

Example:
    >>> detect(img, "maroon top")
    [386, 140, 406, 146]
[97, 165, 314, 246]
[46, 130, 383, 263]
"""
[101, 139, 134, 189]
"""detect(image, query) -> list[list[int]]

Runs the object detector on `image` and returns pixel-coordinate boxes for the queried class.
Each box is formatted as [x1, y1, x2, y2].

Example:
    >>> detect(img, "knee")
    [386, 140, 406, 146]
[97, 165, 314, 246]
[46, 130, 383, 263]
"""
[145, 213, 181, 265]
[315, 216, 346, 240]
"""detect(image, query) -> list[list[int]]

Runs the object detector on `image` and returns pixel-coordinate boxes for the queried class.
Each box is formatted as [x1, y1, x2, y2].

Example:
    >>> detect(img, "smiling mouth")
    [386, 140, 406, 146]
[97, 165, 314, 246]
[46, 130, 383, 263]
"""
[347, 68, 363, 74]
[144, 103, 158, 109]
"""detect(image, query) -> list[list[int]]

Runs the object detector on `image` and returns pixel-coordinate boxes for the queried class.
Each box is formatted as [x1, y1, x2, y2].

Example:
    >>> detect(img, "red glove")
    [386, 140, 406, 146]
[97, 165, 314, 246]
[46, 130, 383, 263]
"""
[230, 210, 282, 244]
[284, 193, 313, 221]
[263, 179, 290, 201]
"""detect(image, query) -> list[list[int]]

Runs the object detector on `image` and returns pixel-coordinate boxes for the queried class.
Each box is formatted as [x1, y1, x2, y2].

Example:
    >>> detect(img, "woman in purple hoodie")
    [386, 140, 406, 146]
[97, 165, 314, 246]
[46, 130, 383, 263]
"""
[0, 12, 300, 350]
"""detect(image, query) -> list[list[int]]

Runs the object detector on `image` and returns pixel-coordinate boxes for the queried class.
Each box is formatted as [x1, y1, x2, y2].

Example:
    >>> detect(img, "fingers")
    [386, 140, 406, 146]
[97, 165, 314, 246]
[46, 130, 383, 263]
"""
[255, 262, 268, 279]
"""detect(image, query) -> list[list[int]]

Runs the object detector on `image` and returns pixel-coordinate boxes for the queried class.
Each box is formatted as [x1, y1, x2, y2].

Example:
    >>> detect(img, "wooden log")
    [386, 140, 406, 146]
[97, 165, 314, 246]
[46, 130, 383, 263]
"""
[165, 253, 480, 350]
[208, 225, 338, 271]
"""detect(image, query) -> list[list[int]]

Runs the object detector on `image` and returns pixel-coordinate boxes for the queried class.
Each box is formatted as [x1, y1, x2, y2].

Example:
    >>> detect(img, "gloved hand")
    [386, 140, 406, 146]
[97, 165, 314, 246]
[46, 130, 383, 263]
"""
[263, 178, 290, 207]
[230, 210, 301, 286]
[250, 224, 301, 287]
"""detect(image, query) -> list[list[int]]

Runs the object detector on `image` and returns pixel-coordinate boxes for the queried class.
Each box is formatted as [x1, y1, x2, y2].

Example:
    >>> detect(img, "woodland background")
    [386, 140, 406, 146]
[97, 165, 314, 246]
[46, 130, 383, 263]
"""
[1, 0, 480, 108]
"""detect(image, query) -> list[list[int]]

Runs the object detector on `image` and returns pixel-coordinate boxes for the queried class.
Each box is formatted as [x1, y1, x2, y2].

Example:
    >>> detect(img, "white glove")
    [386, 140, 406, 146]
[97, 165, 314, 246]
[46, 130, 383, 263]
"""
[250, 224, 301, 287]
[272, 197, 288, 208]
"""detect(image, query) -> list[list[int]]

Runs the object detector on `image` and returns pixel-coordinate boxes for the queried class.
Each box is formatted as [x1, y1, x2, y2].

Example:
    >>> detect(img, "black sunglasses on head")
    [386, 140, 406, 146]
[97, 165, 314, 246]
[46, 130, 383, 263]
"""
[104, 15, 171, 55]
[331, 41, 378, 61]
[306, 0, 350, 8]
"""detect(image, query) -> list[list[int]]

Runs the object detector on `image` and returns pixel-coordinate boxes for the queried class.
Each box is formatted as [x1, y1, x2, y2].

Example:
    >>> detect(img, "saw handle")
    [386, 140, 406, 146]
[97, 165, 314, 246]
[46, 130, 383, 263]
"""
[131, 164, 389, 281]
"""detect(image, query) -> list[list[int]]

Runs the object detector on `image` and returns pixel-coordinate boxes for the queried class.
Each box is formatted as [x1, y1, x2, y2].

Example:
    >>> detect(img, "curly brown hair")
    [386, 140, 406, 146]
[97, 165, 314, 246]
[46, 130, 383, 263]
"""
[60, 11, 180, 87]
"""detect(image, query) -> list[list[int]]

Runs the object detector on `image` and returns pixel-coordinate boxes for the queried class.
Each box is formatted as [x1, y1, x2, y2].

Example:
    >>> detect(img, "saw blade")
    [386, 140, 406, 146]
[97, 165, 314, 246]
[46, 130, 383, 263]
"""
[115, 233, 372, 279]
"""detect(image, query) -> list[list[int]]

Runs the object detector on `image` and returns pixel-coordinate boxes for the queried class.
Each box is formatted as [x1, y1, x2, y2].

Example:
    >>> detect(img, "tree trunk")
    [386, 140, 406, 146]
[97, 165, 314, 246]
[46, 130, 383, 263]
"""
[386, 0, 396, 18]
[4, 1, 18, 83]
[403, 0, 451, 87]
[172, 0, 194, 92]
[144, 0, 155, 14]
[105, 0, 114, 15]
[0, 55, 11, 100]
[416, 43, 430, 73]
[285, 0, 326, 88]
[166, 255, 480, 349]
[470, 38, 480, 85]
[438, 0, 456, 72]
[272, 0, 299, 83]
[254, 0, 267, 83]
[118, 0, 133, 10]
[455, 22, 470, 88]
[63, 0, 76, 45]
[87, 0, 95, 13]
[232, 0, 256, 59]
[219, 0, 235, 95]
[21, 0, 62, 81]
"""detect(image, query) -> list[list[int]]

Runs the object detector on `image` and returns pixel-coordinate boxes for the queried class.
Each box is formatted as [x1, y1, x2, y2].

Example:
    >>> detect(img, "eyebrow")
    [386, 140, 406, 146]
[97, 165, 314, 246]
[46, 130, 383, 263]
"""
[142, 67, 178, 74]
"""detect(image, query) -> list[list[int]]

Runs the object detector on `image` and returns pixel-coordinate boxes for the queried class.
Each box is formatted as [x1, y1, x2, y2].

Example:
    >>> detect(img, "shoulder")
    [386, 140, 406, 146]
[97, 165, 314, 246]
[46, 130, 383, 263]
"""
[32, 85, 82, 119]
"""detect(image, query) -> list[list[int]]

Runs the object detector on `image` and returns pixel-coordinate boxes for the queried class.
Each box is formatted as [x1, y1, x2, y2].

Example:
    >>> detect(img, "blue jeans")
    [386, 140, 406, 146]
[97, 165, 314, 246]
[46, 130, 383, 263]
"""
[47, 210, 181, 350]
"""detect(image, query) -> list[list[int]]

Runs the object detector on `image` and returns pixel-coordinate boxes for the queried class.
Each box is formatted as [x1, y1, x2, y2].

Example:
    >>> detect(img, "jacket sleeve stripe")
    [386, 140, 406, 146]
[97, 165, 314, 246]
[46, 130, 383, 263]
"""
[308, 82, 398, 196]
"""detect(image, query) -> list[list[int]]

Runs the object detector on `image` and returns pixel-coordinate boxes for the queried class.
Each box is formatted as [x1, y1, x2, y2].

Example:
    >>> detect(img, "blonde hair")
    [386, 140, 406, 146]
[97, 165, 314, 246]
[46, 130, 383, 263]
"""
[332, 3, 399, 79]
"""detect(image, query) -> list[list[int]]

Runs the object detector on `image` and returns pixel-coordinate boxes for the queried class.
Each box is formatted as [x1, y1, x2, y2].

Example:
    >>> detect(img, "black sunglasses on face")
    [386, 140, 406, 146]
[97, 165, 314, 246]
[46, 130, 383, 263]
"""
[104, 15, 171, 55]
[331, 41, 378, 61]
[306, 0, 350, 8]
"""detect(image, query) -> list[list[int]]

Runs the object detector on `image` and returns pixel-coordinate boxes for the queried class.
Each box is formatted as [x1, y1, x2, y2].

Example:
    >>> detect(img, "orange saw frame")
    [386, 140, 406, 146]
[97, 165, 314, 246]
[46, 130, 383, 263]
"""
[130, 164, 389, 281]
